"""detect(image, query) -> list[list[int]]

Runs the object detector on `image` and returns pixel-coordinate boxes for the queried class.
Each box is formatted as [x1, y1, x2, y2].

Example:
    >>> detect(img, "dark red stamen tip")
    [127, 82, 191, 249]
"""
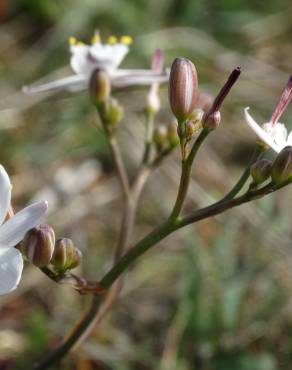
[204, 66, 241, 122]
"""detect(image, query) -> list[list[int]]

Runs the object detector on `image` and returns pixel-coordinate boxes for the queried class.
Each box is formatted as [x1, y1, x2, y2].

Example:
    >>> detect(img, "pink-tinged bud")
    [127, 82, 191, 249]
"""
[250, 159, 272, 184]
[203, 110, 221, 130]
[23, 224, 55, 267]
[168, 58, 198, 122]
[271, 146, 292, 184]
[146, 49, 164, 114]
[89, 68, 111, 105]
[52, 238, 82, 272]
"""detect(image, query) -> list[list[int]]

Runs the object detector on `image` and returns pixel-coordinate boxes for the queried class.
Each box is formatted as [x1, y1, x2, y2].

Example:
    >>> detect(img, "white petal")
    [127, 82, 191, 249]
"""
[23, 75, 87, 94]
[111, 71, 169, 88]
[0, 201, 48, 249]
[89, 43, 129, 70]
[0, 247, 23, 295]
[274, 123, 288, 150]
[0, 165, 11, 225]
[70, 45, 96, 75]
[287, 131, 292, 146]
[244, 108, 281, 153]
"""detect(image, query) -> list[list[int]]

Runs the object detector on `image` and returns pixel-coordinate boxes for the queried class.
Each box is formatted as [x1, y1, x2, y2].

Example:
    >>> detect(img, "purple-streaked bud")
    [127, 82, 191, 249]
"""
[203, 110, 221, 130]
[52, 238, 82, 272]
[23, 224, 55, 268]
[89, 68, 111, 105]
[270, 75, 292, 126]
[203, 67, 241, 123]
[250, 159, 272, 184]
[271, 146, 292, 184]
[168, 58, 198, 122]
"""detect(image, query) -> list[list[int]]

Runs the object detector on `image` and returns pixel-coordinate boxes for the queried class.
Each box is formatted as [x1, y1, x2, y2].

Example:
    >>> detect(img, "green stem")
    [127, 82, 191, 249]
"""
[108, 136, 130, 199]
[34, 179, 291, 370]
[169, 128, 209, 221]
[220, 146, 262, 202]
[142, 111, 155, 165]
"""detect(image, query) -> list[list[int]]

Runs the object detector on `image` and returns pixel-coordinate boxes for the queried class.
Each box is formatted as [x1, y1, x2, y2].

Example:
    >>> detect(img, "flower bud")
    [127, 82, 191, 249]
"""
[203, 110, 221, 130]
[23, 224, 55, 267]
[153, 125, 167, 150]
[250, 159, 272, 184]
[168, 58, 198, 122]
[89, 68, 111, 105]
[167, 122, 180, 147]
[99, 97, 124, 134]
[52, 238, 82, 272]
[271, 146, 292, 184]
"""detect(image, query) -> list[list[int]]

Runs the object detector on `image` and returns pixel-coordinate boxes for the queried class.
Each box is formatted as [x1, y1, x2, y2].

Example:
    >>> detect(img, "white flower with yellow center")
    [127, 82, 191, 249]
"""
[244, 76, 292, 153]
[0, 165, 48, 295]
[23, 33, 169, 93]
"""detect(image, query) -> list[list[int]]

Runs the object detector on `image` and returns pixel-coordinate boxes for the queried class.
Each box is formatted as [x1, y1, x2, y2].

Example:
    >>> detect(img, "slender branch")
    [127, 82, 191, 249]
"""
[220, 146, 263, 202]
[107, 135, 130, 198]
[100, 180, 291, 290]
[142, 111, 155, 165]
[34, 178, 291, 370]
[169, 128, 209, 221]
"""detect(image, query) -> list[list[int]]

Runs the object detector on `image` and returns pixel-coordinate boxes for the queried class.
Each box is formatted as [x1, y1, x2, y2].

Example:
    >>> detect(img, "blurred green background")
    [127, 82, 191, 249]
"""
[0, 0, 291, 369]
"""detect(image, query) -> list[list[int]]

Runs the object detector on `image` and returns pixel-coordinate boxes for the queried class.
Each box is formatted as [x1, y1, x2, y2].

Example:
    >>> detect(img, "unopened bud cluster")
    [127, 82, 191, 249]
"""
[89, 69, 123, 134]
[250, 146, 292, 186]
[153, 122, 180, 152]
[23, 225, 82, 272]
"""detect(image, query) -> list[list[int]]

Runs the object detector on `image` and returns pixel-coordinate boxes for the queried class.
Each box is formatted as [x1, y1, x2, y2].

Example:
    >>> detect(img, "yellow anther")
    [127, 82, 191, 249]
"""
[77, 41, 85, 46]
[107, 35, 118, 44]
[9, 183, 13, 190]
[69, 36, 77, 45]
[120, 35, 133, 45]
[91, 34, 101, 44]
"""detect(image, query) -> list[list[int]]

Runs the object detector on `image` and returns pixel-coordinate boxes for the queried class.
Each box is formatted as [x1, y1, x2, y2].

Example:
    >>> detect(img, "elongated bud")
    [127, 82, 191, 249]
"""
[52, 238, 82, 272]
[153, 125, 167, 150]
[250, 159, 272, 184]
[23, 224, 55, 267]
[167, 122, 180, 147]
[168, 58, 198, 122]
[271, 146, 292, 184]
[203, 110, 221, 130]
[89, 69, 111, 105]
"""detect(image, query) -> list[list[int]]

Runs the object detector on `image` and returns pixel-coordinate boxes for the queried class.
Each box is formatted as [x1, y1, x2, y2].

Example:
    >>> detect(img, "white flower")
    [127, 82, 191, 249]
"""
[0, 165, 48, 295]
[23, 33, 169, 94]
[244, 76, 292, 153]
[244, 107, 292, 153]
